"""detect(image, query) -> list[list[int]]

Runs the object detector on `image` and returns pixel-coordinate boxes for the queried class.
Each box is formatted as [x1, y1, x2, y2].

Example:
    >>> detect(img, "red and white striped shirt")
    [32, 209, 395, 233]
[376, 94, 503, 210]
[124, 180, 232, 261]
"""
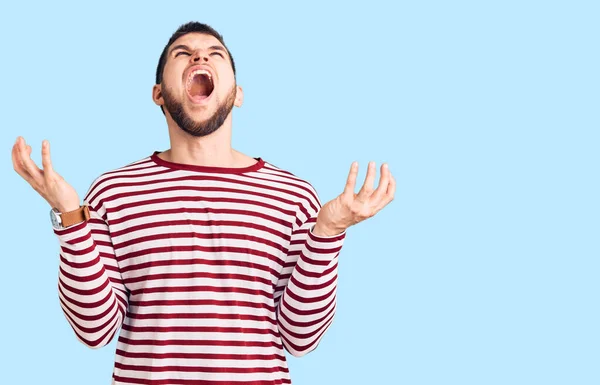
[54, 151, 346, 385]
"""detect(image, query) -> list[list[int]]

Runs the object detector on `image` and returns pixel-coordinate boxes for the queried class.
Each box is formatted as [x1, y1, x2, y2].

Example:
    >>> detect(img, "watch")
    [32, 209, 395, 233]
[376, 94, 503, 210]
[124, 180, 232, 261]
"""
[50, 205, 91, 230]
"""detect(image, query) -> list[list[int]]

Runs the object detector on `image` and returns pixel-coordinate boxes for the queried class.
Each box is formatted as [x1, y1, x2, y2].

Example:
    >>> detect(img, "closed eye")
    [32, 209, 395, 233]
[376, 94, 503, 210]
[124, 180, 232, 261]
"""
[211, 52, 224, 58]
[175, 51, 191, 57]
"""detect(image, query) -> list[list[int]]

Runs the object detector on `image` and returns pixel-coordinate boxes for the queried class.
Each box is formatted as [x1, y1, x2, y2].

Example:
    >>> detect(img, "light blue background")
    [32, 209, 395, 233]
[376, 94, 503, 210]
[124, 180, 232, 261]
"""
[1, 1, 598, 384]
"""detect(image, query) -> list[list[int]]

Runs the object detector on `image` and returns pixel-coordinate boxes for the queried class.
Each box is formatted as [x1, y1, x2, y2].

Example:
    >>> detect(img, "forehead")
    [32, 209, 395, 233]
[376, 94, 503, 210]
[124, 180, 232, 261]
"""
[170, 32, 225, 50]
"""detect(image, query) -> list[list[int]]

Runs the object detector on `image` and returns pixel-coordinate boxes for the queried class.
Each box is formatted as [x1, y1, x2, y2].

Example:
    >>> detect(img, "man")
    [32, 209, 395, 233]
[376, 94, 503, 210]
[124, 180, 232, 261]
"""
[12, 22, 395, 385]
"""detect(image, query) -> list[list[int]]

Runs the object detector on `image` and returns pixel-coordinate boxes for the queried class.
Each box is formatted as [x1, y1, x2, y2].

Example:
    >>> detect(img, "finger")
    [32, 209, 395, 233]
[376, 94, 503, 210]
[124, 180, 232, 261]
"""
[12, 141, 33, 181]
[13, 142, 38, 189]
[374, 173, 396, 213]
[41, 140, 55, 177]
[342, 162, 359, 199]
[388, 173, 396, 197]
[371, 163, 390, 203]
[17, 137, 44, 186]
[356, 161, 376, 201]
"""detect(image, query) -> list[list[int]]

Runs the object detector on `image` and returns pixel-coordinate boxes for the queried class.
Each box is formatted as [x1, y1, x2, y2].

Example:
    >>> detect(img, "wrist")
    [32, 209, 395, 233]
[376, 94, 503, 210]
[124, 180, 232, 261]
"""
[50, 205, 90, 230]
[312, 222, 345, 237]
[55, 202, 81, 213]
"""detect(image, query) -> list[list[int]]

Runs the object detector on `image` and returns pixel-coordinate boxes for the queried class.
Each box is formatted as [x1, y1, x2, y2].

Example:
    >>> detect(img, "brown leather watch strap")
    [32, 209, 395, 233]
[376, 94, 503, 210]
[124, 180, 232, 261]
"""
[61, 205, 91, 227]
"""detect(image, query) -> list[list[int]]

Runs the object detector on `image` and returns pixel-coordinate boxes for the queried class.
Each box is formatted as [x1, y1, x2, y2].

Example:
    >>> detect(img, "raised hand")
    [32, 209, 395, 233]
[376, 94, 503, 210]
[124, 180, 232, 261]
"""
[12, 137, 80, 212]
[313, 161, 396, 236]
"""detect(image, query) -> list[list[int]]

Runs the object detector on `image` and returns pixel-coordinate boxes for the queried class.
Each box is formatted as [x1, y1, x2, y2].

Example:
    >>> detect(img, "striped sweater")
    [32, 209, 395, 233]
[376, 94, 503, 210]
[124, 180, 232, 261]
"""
[53, 151, 346, 385]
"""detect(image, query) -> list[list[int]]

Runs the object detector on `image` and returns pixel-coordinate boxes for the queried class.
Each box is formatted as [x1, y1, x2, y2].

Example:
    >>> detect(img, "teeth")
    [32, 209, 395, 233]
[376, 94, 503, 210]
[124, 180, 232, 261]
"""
[187, 69, 212, 89]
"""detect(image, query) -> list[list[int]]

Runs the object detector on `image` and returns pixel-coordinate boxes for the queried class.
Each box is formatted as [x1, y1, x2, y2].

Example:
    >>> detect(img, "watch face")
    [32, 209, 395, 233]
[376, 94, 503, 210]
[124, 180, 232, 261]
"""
[50, 208, 62, 229]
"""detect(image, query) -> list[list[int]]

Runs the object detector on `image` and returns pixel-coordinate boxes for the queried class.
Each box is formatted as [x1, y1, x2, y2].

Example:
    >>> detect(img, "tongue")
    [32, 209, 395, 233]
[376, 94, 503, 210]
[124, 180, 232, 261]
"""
[190, 74, 211, 98]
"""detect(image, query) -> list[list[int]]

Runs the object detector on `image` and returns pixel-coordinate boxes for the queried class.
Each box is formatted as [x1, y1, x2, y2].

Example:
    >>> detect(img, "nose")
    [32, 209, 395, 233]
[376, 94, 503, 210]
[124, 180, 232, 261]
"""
[192, 50, 209, 63]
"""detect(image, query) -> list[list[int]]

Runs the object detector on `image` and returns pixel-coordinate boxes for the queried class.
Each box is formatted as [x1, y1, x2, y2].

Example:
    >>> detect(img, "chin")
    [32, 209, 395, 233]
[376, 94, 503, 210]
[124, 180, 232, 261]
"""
[185, 102, 216, 118]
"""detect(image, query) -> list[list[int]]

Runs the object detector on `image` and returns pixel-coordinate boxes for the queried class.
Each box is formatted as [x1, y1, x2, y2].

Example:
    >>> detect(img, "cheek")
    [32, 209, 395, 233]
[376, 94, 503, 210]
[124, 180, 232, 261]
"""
[169, 75, 184, 90]
[217, 75, 235, 93]
[163, 64, 185, 89]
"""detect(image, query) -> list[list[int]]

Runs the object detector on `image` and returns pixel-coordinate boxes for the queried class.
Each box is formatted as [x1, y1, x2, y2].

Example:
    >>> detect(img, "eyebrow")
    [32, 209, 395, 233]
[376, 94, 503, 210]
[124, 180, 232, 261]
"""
[208, 45, 228, 55]
[169, 44, 228, 56]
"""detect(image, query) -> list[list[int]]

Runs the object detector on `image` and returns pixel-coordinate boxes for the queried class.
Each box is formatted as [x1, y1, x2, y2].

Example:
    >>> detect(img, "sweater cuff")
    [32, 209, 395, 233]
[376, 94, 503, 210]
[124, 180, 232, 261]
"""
[53, 220, 90, 244]
[304, 225, 346, 261]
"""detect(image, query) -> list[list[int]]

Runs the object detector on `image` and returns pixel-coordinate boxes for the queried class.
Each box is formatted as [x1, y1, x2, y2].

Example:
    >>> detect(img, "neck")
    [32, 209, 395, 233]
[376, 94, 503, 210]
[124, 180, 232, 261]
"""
[162, 113, 239, 168]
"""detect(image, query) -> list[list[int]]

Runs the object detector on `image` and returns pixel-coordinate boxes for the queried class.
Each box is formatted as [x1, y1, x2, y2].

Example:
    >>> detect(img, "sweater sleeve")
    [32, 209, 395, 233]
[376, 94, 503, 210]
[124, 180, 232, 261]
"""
[53, 199, 128, 349]
[274, 199, 346, 357]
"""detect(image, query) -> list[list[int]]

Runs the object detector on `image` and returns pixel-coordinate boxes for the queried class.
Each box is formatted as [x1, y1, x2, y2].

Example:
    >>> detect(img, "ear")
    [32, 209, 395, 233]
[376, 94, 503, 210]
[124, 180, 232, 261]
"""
[152, 84, 164, 106]
[234, 85, 244, 107]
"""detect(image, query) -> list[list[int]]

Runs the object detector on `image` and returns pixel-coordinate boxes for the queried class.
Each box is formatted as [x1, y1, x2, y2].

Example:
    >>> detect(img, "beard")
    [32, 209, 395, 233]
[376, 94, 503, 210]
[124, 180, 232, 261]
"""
[161, 82, 237, 138]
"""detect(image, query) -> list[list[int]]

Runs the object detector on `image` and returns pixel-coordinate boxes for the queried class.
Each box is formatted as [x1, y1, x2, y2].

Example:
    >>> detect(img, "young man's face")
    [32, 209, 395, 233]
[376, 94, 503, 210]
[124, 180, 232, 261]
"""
[153, 32, 243, 137]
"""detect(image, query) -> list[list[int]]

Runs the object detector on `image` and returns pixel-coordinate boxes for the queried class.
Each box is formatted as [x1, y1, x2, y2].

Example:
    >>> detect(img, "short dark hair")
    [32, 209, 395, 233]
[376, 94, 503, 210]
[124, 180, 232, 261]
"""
[155, 21, 236, 85]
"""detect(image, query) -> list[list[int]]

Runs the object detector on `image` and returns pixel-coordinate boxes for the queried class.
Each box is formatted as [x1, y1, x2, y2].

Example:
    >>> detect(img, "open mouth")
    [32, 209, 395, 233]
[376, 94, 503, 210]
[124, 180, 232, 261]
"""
[186, 69, 214, 103]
